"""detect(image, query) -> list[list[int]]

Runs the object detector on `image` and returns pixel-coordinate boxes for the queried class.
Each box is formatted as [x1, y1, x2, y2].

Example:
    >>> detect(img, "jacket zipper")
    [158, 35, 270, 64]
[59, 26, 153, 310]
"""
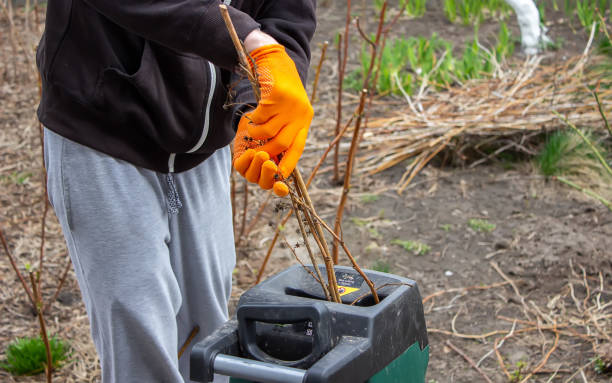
[168, 61, 217, 172]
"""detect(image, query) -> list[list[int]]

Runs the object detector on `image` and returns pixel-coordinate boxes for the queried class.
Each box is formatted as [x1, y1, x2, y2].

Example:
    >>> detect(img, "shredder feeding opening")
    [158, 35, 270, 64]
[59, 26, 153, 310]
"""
[254, 321, 315, 362]
[284, 287, 388, 307]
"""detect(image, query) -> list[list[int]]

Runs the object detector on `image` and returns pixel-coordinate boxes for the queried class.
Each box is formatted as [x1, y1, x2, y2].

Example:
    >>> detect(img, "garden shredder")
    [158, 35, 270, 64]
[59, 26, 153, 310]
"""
[190, 265, 429, 383]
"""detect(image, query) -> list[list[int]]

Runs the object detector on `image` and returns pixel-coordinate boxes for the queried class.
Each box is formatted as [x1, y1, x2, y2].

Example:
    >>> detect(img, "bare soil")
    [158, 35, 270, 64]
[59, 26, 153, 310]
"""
[1, 2, 611, 383]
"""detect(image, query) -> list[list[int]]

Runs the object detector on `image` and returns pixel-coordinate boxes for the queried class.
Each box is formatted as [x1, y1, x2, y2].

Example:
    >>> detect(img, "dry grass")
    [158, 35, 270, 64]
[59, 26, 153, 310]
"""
[357, 26, 611, 193]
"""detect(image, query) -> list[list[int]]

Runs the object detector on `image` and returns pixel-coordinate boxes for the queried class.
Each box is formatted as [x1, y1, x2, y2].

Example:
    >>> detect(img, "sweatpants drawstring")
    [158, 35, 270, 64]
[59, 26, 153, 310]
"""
[166, 173, 183, 215]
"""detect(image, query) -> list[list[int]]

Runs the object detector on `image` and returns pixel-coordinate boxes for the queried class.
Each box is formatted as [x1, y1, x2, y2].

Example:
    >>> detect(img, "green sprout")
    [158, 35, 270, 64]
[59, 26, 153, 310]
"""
[370, 260, 391, 273]
[360, 194, 380, 203]
[391, 239, 431, 255]
[350, 217, 368, 227]
[510, 361, 526, 382]
[0, 171, 32, 185]
[468, 218, 496, 232]
[1, 336, 70, 376]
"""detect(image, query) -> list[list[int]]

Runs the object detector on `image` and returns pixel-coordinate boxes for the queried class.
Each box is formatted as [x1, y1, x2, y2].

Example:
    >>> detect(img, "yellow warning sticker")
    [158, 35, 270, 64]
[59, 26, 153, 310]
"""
[338, 286, 360, 296]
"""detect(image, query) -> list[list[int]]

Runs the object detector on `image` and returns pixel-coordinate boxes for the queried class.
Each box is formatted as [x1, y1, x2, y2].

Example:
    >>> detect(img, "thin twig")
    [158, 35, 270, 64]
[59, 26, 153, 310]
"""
[519, 327, 560, 383]
[422, 281, 511, 304]
[592, 89, 612, 137]
[446, 340, 493, 383]
[292, 170, 341, 302]
[333, 90, 368, 263]
[37, 122, 49, 290]
[1, 226, 36, 307]
[355, 17, 375, 47]
[231, 170, 237, 237]
[310, 41, 328, 103]
[219, 4, 260, 100]
[563, 359, 596, 383]
[333, 0, 353, 184]
[255, 112, 354, 283]
[291, 194, 379, 304]
[333, 33, 343, 184]
[349, 282, 411, 306]
[30, 272, 52, 383]
[281, 235, 324, 286]
[287, 192, 330, 301]
[178, 326, 200, 359]
[239, 190, 273, 246]
[494, 336, 512, 379]
[555, 176, 612, 212]
[491, 261, 533, 320]
[236, 182, 249, 246]
[44, 253, 72, 313]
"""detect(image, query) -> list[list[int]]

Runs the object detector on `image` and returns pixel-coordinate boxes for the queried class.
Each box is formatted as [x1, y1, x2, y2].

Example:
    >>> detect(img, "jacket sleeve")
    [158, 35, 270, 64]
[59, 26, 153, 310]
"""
[81, 0, 261, 70]
[230, 0, 317, 129]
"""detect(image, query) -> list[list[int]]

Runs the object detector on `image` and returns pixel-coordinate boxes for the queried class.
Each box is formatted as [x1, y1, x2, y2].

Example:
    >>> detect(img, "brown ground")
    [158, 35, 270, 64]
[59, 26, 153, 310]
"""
[1, 2, 611, 383]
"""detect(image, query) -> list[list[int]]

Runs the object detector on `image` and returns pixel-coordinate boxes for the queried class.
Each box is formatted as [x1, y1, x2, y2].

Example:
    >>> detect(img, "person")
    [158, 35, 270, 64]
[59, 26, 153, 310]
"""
[36, 0, 316, 382]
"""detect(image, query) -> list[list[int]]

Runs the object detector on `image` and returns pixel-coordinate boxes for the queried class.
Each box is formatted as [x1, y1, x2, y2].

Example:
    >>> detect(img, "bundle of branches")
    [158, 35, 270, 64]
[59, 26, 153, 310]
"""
[359, 45, 611, 193]
[219, 5, 379, 304]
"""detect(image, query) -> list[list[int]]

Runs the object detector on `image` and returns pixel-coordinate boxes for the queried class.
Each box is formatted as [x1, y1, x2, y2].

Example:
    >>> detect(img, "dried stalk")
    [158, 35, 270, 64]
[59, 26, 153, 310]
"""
[240, 190, 273, 243]
[422, 281, 511, 304]
[30, 272, 53, 383]
[231, 169, 237, 236]
[37, 123, 49, 290]
[44, 254, 72, 313]
[359, 2, 386, 92]
[255, 113, 354, 283]
[290, 194, 379, 304]
[310, 41, 328, 103]
[219, 5, 260, 100]
[518, 328, 560, 383]
[292, 169, 341, 302]
[593, 90, 612, 137]
[220, 4, 342, 300]
[494, 336, 511, 379]
[333, 33, 343, 184]
[178, 325, 200, 359]
[0, 0, 19, 78]
[333, 0, 353, 184]
[445, 340, 493, 383]
[220, 4, 374, 305]
[428, 324, 565, 340]
[285, 194, 330, 301]
[555, 176, 612, 212]
[332, 89, 368, 264]
[281, 235, 324, 285]
[356, 53, 612, 187]
[236, 182, 249, 246]
[1, 226, 36, 307]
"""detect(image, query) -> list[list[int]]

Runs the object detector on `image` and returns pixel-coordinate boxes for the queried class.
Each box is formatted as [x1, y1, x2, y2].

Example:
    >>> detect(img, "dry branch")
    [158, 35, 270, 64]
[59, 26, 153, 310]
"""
[332, 90, 368, 263]
[446, 340, 493, 383]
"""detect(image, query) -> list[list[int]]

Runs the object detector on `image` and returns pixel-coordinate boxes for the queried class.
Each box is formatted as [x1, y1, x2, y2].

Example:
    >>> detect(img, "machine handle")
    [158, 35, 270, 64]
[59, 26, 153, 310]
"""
[237, 303, 332, 369]
[213, 354, 306, 383]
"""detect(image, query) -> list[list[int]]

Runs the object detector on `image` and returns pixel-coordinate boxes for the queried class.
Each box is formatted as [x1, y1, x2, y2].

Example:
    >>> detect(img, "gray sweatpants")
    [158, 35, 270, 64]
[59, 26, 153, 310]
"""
[44, 129, 235, 382]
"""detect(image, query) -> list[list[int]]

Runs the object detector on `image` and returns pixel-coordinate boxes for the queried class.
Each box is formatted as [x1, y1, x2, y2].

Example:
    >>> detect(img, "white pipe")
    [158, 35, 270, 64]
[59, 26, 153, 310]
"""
[504, 0, 551, 54]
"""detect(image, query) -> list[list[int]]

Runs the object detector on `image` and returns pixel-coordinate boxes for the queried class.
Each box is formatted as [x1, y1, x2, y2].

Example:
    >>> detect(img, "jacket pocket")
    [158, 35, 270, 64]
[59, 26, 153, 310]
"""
[98, 41, 209, 154]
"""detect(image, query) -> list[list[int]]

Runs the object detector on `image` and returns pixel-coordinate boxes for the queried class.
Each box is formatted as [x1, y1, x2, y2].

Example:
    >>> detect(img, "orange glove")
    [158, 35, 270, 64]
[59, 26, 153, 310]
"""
[233, 44, 313, 197]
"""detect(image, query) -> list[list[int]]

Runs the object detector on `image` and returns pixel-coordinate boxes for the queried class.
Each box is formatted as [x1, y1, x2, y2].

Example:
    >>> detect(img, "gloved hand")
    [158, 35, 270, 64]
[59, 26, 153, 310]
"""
[233, 44, 313, 197]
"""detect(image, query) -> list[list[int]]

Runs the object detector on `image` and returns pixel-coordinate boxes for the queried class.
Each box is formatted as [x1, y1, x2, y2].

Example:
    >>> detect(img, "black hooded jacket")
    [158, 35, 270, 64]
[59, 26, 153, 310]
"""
[37, 0, 316, 173]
